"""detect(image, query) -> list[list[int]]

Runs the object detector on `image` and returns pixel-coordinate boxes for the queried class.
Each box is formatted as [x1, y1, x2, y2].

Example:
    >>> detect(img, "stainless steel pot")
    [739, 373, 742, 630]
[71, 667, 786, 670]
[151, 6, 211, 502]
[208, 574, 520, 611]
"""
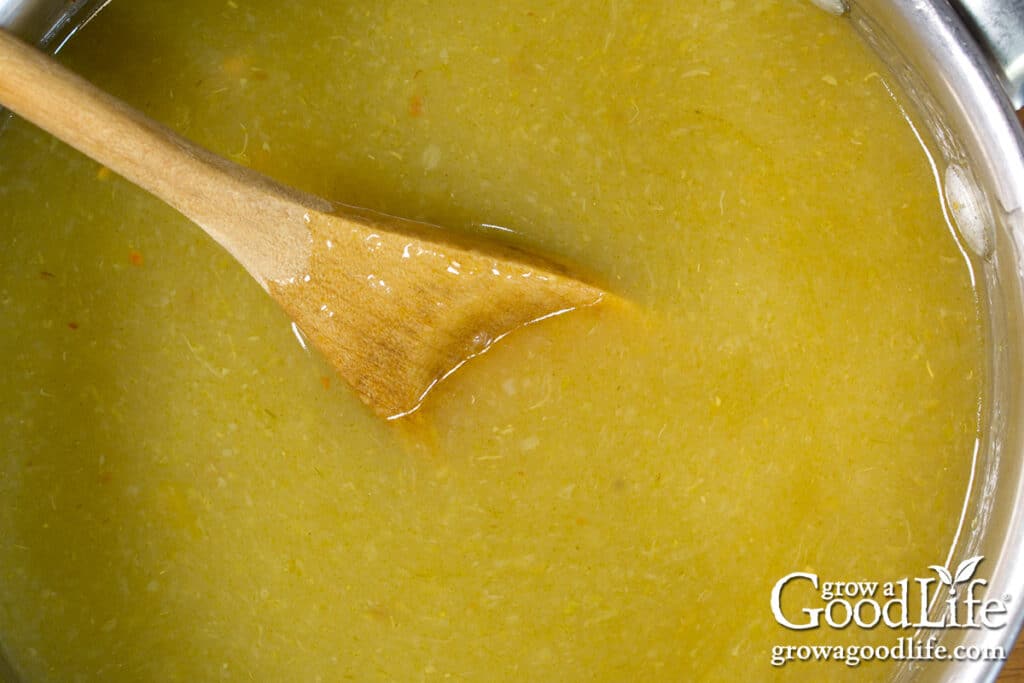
[1, 0, 1022, 681]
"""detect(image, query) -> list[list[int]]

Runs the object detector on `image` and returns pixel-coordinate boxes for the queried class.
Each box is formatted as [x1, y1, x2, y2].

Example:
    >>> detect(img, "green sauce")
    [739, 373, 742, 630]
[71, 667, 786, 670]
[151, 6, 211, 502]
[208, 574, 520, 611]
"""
[0, 1, 984, 680]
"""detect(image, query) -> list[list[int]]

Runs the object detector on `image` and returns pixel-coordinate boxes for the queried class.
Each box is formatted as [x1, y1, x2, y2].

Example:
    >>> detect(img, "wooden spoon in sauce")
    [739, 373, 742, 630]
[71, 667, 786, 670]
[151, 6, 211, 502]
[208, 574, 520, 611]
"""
[0, 29, 604, 419]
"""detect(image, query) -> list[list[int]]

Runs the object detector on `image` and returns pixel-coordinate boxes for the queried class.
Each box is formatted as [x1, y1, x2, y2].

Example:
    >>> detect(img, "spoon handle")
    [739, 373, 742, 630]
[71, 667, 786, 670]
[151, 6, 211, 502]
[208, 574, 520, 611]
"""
[0, 28, 321, 285]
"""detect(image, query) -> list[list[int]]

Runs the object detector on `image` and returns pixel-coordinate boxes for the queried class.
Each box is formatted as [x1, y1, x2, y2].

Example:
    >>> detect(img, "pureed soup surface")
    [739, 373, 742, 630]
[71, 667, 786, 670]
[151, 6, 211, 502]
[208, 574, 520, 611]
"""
[0, 0, 984, 681]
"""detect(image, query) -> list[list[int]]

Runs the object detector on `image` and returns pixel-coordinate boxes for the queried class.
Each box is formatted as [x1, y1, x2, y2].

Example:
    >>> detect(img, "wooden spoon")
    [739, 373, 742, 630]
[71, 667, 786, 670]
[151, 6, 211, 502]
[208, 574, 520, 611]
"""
[0, 29, 604, 419]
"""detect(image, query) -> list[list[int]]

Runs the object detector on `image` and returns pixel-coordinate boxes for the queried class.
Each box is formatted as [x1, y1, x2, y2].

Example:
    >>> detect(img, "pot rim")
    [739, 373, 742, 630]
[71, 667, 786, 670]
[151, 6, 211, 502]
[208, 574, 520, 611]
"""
[849, 2, 1024, 681]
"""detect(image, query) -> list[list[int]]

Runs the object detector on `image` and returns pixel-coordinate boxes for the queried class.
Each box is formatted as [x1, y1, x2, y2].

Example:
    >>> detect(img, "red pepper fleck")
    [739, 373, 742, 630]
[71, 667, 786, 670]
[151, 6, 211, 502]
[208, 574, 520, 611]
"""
[68, 322, 79, 330]
[408, 94, 423, 117]
[129, 250, 144, 266]
[321, 376, 331, 390]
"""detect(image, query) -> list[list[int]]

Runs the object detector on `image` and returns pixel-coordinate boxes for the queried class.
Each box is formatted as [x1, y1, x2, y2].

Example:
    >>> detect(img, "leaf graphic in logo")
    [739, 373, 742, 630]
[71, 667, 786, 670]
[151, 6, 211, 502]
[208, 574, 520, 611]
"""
[930, 565, 955, 594]
[953, 555, 984, 584]
[929, 556, 984, 596]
